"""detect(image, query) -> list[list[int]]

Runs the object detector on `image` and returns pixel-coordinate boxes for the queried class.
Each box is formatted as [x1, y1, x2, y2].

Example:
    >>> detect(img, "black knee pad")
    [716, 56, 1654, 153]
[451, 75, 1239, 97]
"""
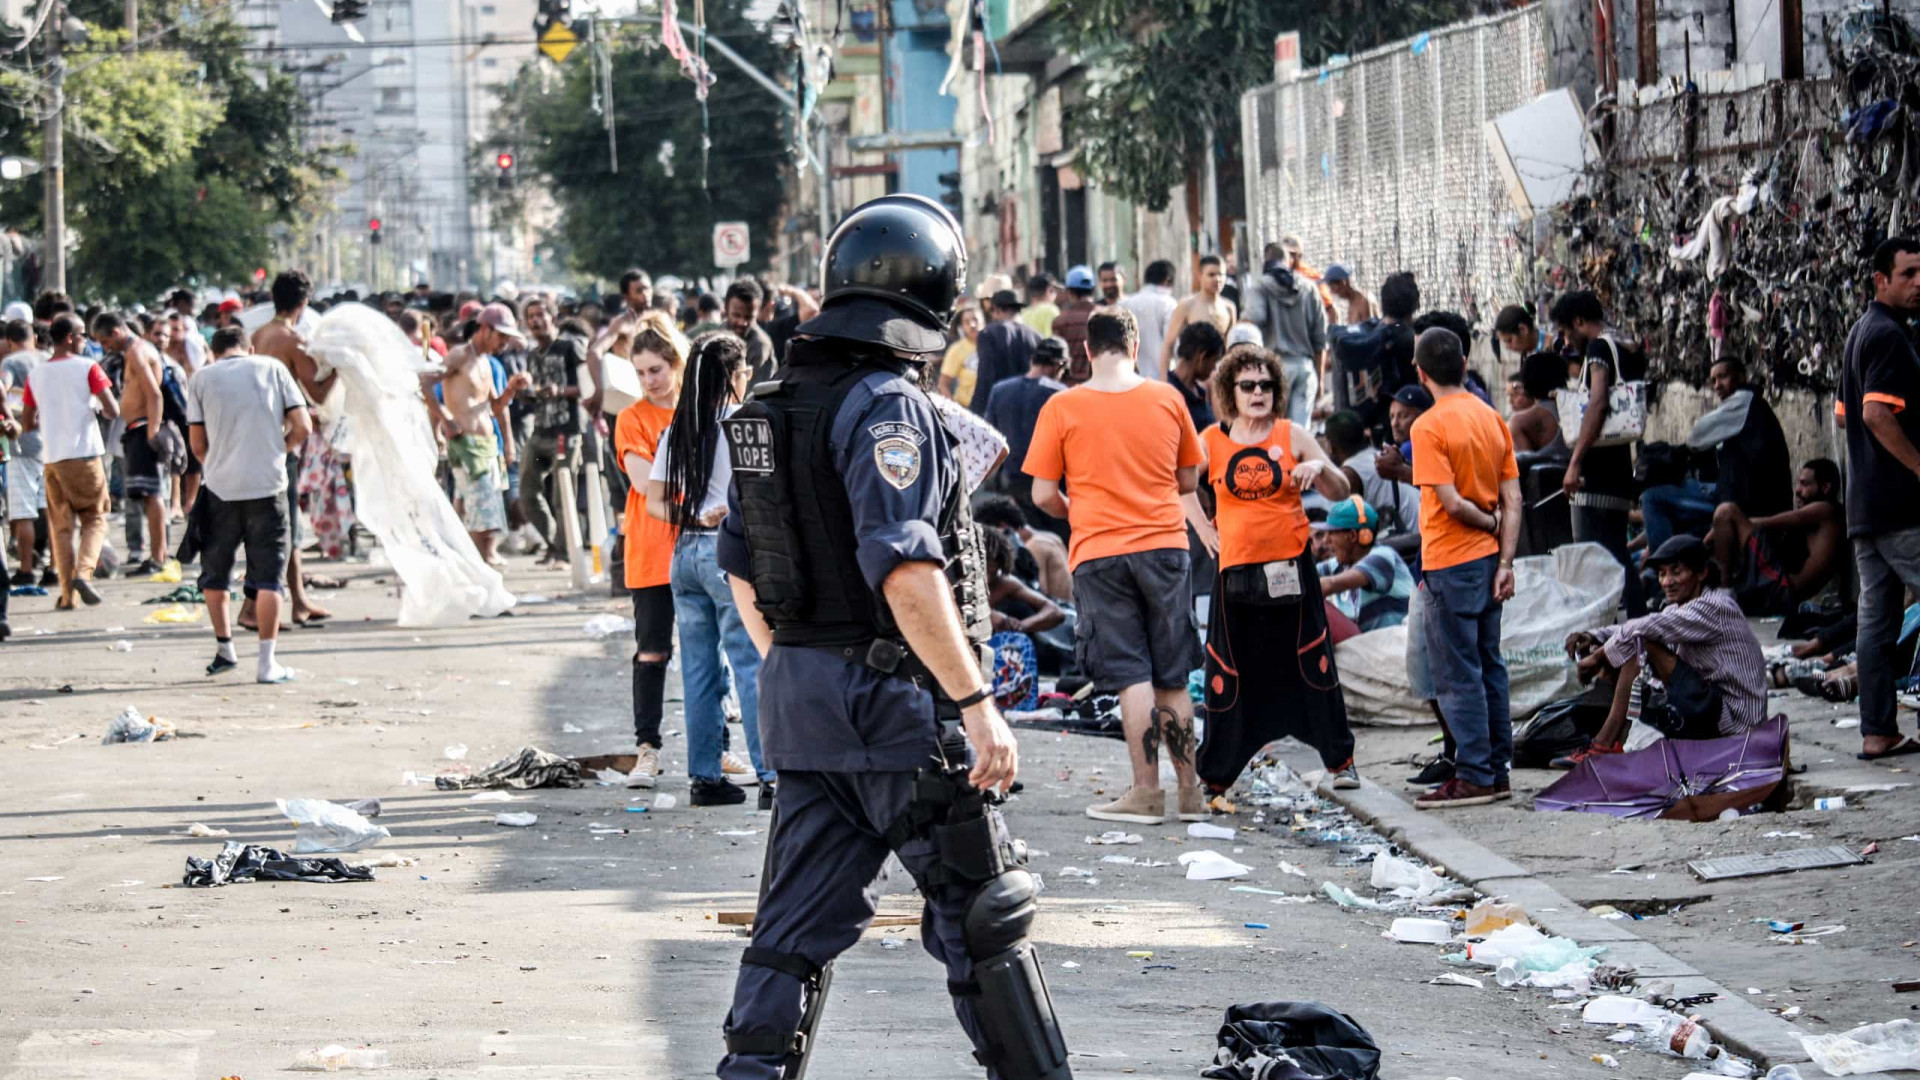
[963, 869, 1038, 958]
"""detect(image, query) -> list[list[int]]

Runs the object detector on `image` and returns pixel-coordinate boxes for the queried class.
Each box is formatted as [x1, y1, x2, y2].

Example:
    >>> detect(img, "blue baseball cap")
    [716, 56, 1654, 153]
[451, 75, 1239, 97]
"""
[1314, 498, 1378, 534]
[1323, 263, 1351, 284]
[1064, 265, 1096, 292]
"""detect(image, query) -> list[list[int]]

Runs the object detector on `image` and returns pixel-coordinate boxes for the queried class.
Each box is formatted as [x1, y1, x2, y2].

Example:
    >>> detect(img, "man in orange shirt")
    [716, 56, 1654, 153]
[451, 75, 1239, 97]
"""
[1025, 308, 1209, 825]
[1408, 327, 1523, 810]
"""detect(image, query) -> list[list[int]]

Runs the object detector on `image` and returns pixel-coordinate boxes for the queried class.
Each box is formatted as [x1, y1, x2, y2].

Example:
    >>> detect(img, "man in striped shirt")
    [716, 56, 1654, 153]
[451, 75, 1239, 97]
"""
[1558, 535, 1766, 766]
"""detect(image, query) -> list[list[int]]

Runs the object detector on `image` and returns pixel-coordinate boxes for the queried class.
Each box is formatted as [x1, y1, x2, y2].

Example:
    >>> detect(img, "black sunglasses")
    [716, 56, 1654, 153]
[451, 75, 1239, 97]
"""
[1235, 379, 1278, 393]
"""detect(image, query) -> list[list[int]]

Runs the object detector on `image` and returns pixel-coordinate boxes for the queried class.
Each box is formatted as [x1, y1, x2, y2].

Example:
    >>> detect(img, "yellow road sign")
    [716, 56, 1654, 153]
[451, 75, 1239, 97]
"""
[538, 19, 577, 63]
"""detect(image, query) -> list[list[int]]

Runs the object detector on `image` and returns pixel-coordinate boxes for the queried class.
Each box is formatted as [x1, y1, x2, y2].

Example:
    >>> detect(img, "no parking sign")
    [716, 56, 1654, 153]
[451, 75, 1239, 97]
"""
[712, 222, 750, 268]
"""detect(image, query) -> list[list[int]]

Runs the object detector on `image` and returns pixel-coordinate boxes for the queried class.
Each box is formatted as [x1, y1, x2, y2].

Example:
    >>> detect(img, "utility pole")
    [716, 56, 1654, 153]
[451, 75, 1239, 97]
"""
[43, 0, 66, 293]
[124, 0, 136, 49]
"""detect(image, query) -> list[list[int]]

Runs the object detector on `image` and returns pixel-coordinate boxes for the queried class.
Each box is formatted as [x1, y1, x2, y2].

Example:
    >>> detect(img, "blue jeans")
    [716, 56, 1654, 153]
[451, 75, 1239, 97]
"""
[671, 532, 773, 783]
[1855, 526, 1920, 740]
[1281, 357, 1317, 428]
[1419, 554, 1511, 787]
[1639, 479, 1716, 555]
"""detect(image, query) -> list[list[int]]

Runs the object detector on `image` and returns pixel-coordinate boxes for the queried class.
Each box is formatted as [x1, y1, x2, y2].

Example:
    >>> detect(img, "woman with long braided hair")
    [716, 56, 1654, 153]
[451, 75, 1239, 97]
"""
[646, 331, 773, 806]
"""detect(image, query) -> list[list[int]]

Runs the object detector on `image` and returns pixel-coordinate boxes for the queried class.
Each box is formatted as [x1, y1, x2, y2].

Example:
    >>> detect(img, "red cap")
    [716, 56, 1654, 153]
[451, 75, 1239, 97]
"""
[458, 300, 483, 322]
[217, 298, 242, 314]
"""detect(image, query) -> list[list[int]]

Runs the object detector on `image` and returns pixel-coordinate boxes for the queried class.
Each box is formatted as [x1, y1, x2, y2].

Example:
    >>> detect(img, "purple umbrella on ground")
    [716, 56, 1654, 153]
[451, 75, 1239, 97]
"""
[1534, 715, 1791, 822]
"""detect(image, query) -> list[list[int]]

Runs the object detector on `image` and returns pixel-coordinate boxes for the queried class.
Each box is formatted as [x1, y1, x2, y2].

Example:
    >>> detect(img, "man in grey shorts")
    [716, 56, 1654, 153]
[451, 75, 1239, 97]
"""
[1025, 307, 1209, 825]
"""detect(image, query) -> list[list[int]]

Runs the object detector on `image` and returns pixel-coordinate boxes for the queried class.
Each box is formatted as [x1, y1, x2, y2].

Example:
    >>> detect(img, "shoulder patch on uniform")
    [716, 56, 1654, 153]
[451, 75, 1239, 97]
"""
[873, 435, 922, 490]
[867, 420, 927, 445]
[722, 416, 776, 475]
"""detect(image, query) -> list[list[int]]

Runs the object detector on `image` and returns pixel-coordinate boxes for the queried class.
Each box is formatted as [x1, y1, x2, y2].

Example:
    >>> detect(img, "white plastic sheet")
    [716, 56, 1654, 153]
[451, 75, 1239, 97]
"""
[304, 303, 513, 626]
[1333, 542, 1624, 724]
[278, 798, 390, 854]
[1801, 1019, 1920, 1075]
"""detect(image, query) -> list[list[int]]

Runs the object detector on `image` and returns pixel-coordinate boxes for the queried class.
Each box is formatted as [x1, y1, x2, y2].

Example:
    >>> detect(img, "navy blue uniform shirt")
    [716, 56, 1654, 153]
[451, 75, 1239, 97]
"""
[719, 366, 959, 772]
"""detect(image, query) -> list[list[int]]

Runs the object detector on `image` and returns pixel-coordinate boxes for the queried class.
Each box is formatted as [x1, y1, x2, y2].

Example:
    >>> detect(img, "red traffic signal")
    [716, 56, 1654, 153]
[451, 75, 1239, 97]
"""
[496, 152, 514, 170]
[368, 218, 382, 232]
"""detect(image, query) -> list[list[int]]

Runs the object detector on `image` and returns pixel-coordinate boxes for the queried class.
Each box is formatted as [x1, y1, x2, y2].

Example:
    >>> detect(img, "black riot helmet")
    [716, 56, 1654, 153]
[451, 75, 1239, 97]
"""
[797, 194, 967, 356]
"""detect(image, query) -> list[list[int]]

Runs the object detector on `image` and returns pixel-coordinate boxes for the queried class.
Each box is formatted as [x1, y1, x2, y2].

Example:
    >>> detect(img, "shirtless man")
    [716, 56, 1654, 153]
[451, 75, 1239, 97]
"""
[246, 270, 335, 628]
[1159, 253, 1237, 370]
[94, 312, 171, 576]
[584, 268, 651, 418]
[434, 303, 522, 565]
[1708, 459, 1846, 617]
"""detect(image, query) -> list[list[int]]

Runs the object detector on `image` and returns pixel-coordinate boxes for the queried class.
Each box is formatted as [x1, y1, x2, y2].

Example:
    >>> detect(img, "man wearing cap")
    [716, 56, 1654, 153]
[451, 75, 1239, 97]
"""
[1021, 272, 1059, 338]
[970, 287, 1042, 418]
[1316, 498, 1412, 632]
[984, 335, 1069, 531]
[1049, 265, 1099, 383]
[1374, 383, 1433, 485]
[437, 302, 522, 565]
[1244, 241, 1328, 427]
[1323, 264, 1371, 325]
[1562, 535, 1767, 765]
[711, 193, 1069, 1079]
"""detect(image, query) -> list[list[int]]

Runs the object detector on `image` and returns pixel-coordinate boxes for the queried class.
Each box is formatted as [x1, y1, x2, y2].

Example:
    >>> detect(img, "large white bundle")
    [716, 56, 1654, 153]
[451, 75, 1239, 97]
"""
[304, 303, 514, 626]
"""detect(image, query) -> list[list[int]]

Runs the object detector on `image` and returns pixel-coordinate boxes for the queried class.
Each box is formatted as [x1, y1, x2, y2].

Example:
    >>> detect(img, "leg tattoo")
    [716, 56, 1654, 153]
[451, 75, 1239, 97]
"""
[1156, 706, 1195, 769]
[1139, 715, 1162, 771]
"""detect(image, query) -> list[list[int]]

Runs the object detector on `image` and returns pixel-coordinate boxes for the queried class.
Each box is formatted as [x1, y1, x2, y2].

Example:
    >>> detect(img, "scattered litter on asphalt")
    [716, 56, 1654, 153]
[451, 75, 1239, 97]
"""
[1179, 850, 1250, 880]
[1243, 922, 1268, 930]
[1813, 797, 1847, 810]
[1277, 860, 1308, 878]
[1834, 717, 1861, 729]
[290, 1044, 390, 1070]
[25, 876, 61, 882]
[180, 823, 230, 837]
[1800, 1019, 1920, 1074]
[653, 794, 677, 810]
[1370, 853, 1469, 903]
[1060, 961, 1080, 969]
[436, 746, 585, 791]
[1862, 841, 1881, 856]
[1321, 883, 1395, 911]
[1463, 901, 1529, 936]
[1187, 821, 1235, 840]
[1386, 918, 1453, 944]
[183, 842, 375, 886]
[142, 603, 203, 624]
[562, 722, 585, 733]
[279, 798, 390, 853]
[444, 744, 469, 760]
[352, 855, 417, 868]
[1592, 1053, 1619, 1068]
[582, 615, 634, 639]
[102, 706, 175, 744]
[1125, 951, 1152, 959]
[624, 806, 649, 813]
[1230, 886, 1290, 896]
[1085, 831, 1142, 845]
[469, 791, 516, 802]
[1763, 831, 1809, 839]
[1429, 973, 1483, 989]
[494, 812, 538, 827]
[879, 939, 905, 949]
[108, 640, 132, 652]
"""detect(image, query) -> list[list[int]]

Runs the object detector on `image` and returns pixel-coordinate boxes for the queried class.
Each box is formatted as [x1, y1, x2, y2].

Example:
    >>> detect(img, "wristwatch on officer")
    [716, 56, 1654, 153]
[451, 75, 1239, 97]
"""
[952, 683, 995, 710]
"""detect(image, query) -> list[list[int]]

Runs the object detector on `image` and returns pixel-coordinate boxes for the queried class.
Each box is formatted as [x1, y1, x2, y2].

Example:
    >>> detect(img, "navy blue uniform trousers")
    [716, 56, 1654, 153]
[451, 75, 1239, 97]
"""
[718, 769, 993, 1079]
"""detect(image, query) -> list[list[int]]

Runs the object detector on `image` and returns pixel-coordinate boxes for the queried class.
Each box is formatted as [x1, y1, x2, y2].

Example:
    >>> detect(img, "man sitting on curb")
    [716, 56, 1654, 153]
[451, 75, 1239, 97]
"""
[1316, 497, 1412, 632]
[1559, 536, 1767, 767]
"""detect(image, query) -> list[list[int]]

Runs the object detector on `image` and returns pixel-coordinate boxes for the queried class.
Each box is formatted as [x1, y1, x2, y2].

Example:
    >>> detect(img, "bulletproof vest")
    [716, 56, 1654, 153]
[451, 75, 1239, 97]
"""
[723, 345, 990, 654]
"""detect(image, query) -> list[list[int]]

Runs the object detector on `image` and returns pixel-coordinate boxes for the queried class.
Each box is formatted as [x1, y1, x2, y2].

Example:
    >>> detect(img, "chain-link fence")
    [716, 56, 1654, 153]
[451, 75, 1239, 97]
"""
[1240, 6, 1548, 322]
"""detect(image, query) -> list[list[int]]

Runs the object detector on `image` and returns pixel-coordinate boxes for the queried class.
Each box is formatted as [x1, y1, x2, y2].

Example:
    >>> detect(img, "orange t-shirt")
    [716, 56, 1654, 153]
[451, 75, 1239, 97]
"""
[1202, 422, 1310, 569]
[1023, 380, 1204, 570]
[1410, 391, 1519, 572]
[614, 400, 679, 588]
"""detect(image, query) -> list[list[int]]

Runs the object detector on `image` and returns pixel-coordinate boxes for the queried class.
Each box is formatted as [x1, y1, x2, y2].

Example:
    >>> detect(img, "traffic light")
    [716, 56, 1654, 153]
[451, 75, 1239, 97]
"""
[937, 170, 963, 217]
[535, 0, 571, 24]
[495, 151, 515, 190]
[369, 217, 383, 246]
[332, 0, 367, 23]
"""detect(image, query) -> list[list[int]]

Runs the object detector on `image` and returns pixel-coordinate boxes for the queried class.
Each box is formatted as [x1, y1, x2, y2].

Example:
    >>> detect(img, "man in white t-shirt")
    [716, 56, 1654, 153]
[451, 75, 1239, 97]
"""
[187, 326, 311, 683]
[20, 314, 119, 608]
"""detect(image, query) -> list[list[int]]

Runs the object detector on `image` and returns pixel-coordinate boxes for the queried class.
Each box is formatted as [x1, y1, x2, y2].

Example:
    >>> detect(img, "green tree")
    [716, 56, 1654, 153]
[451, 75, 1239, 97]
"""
[1056, 0, 1480, 211]
[484, 3, 791, 281]
[0, 0, 341, 299]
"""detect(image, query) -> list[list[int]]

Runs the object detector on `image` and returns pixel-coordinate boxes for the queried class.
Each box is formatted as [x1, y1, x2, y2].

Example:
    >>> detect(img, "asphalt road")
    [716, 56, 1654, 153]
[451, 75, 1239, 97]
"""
[0, 550, 1901, 1079]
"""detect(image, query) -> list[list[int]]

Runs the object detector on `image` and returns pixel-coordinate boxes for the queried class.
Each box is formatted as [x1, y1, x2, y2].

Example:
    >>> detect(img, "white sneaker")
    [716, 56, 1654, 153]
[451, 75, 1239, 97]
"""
[721, 751, 758, 785]
[625, 746, 660, 789]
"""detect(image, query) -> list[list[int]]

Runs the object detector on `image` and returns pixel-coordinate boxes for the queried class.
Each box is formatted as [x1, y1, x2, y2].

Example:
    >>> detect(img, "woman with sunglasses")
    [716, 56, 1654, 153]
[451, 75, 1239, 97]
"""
[1183, 342, 1361, 812]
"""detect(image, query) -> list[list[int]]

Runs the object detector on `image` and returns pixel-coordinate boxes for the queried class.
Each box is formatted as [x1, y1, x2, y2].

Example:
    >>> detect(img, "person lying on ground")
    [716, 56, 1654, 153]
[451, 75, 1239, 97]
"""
[1558, 535, 1766, 767]
[1706, 458, 1845, 617]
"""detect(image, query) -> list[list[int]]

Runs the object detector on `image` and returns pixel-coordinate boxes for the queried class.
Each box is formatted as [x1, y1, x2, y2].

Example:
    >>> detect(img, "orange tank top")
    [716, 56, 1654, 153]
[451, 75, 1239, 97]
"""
[1204, 422, 1311, 569]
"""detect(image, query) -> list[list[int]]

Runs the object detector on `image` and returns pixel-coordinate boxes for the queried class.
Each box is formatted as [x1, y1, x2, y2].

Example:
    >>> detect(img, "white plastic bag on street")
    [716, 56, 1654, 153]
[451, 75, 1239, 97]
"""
[278, 798, 391, 854]
[1370, 853, 1462, 902]
[583, 615, 635, 640]
[495, 811, 538, 827]
[1179, 850, 1251, 880]
[103, 706, 176, 744]
[1801, 1019, 1920, 1075]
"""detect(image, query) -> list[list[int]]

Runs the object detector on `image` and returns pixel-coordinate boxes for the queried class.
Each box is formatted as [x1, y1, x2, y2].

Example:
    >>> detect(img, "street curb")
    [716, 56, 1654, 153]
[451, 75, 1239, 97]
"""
[1318, 776, 1885, 1076]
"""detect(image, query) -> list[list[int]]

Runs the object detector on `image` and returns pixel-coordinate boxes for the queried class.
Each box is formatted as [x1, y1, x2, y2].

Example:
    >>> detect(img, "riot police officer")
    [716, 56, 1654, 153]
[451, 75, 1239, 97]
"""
[712, 194, 1073, 1080]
